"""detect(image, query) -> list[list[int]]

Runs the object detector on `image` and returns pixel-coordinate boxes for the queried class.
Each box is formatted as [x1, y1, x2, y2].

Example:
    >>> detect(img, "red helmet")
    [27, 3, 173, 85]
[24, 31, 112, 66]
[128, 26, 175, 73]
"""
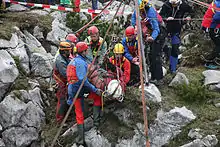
[125, 26, 135, 36]
[76, 42, 88, 53]
[66, 34, 78, 43]
[88, 26, 99, 35]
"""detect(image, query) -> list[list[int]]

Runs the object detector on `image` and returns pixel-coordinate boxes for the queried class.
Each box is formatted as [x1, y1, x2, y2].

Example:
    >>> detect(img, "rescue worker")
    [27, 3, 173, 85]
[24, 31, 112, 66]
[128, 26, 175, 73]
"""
[85, 26, 107, 65]
[201, 0, 220, 67]
[55, 33, 78, 60]
[131, 0, 163, 86]
[109, 43, 131, 87]
[121, 26, 140, 85]
[160, 0, 193, 74]
[66, 33, 78, 59]
[53, 42, 72, 124]
[67, 42, 103, 146]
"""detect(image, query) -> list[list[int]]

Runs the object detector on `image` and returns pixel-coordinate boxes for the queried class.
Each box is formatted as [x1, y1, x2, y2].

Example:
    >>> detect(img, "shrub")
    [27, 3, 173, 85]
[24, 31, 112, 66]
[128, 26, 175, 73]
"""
[181, 33, 215, 67]
[174, 81, 215, 103]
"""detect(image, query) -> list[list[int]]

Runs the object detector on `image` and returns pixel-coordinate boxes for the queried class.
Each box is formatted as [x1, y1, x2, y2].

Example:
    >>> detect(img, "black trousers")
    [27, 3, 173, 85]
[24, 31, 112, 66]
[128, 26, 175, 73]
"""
[130, 63, 140, 82]
[148, 39, 163, 81]
[209, 28, 220, 58]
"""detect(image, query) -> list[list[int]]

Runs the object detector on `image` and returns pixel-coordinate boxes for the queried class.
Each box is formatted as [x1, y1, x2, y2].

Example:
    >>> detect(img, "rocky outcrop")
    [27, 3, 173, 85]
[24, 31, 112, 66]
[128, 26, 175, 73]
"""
[0, 138, 5, 147]
[30, 53, 53, 78]
[6, 4, 29, 12]
[8, 38, 30, 74]
[47, 11, 72, 45]
[180, 135, 218, 147]
[2, 127, 38, 147]
[116, 123, 146, 147]
[0, 33, 19, 49]
[0, 89, 45, 147]
[33, 26, 44, 40]
[28, 9, 50, 16]
[149, 107, 196, 147]
[0, 50, 19, 100]
[188, 128, 203, 139]
[203, 70, 220, 85]
[169, 72, 189, 87]
[143, 84, 162, 103]
[23, 30, 47, 54]
[85, 128, 111, 147]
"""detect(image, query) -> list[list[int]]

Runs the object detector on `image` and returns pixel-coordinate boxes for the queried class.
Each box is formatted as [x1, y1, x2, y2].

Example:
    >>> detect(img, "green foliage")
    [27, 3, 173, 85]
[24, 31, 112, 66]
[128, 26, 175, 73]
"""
[174, 81, 215, 103]
[13, 56, 27, 77]
[66, 12, 90, 40]
[38, 15, 53, 37]
[12, 78, 29, 91]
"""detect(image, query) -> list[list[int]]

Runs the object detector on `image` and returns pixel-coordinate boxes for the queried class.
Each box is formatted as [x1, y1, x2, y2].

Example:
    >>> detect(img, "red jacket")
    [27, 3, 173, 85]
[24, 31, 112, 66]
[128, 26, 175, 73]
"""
[202, 2, 220, 29]
[109, 56, 131, 84]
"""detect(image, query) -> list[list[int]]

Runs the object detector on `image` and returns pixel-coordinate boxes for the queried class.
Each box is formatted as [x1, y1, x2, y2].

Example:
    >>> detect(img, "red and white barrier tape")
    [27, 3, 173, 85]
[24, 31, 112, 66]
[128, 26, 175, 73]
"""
[4, 0, 132, 15]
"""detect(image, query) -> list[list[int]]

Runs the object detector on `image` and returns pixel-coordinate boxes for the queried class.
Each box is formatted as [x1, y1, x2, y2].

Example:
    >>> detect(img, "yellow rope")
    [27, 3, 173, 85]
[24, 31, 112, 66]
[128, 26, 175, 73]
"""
[101, 92, 105, 111]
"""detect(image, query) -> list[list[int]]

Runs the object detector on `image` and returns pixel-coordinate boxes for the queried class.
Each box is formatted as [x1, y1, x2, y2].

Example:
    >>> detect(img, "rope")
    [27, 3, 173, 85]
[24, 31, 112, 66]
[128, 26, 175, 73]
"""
[101, 93, 104, 111]
[134, 0, 150, 147]
[74, 0, 114, 37]
[50, 1, 123, 146]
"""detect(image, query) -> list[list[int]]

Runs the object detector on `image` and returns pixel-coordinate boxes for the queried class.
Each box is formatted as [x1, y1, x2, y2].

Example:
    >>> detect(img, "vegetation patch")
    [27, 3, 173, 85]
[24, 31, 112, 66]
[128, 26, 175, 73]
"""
[11, 77, 29, 91]
[174, 81, 215, 103]
[160, 66, 220, 146]
[0, 12, 52, 40]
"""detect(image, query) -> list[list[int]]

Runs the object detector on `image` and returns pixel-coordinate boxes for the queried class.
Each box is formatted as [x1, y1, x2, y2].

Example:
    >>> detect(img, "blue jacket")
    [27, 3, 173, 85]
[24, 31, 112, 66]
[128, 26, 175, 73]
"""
[122, 37, 138, 61]
[67, 55, 97, 105]
[210, 1, 220, 28]
[131, 7, 160, 40]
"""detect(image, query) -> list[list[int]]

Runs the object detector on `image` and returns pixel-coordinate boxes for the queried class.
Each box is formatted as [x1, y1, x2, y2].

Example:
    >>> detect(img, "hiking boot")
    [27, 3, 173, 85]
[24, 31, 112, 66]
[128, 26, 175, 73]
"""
[93, 106, 101, 128]
[150, 79, 164, 86]
[76, 124, 87, 146]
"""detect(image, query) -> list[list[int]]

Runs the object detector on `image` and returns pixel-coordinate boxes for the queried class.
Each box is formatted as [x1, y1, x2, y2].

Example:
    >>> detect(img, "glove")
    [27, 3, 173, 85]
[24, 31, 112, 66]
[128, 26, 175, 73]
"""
[134, 61, 140, 65]
[167, 17, 174, 21]
[96, 89, 103, 96]
[132, 57, 138, 63]
[183, 16, 191, 21]
[146, 36, 154, 42]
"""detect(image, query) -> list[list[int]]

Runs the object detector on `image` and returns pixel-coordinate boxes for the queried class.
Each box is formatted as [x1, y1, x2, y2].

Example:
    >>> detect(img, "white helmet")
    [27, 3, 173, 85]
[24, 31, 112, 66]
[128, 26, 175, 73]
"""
[169, 0, 181, 5]
[107, 80, 123, 98]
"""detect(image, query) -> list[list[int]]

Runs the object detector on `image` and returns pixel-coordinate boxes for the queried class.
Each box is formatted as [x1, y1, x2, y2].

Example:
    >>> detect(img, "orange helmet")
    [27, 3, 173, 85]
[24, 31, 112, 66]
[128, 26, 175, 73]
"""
[76, 42, 88, 53]
[125, 26, 135, 36]
[66, 34, 78, 43]
[59, 42, 72, 51]
[88, 26, 99, 35]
